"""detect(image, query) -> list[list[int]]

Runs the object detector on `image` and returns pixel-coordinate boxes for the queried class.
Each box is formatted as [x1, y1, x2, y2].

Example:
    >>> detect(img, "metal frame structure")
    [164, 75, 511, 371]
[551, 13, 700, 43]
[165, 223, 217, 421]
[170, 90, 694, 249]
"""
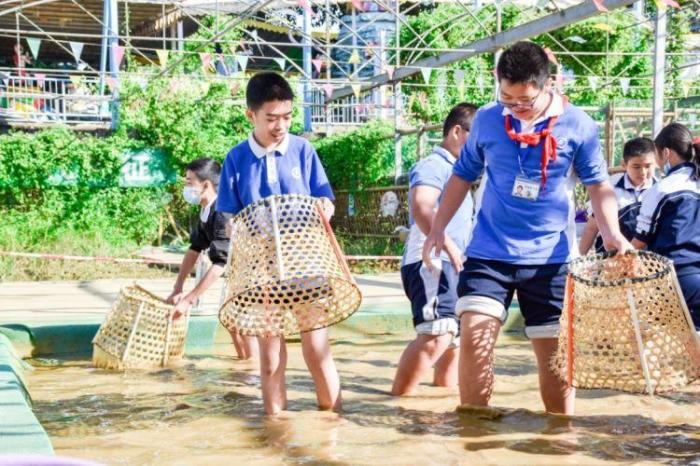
[0, 0, 697, 141]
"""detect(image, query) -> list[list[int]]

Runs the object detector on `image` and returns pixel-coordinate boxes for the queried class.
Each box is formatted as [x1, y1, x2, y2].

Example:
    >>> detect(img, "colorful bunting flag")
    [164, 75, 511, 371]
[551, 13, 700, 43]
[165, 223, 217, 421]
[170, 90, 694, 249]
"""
[113, 45, 126, 68]
[69, 41, 84, 63]
[592, 0, 608, 13]
[384, 64, 395, 79]
[273, 57, 286, 70]
[236, 54, 249, 72]
[323, 83, 334, 99]
[619, 77, 630, 95]
[312, 58, 324, 73]
[26, 37, 41, 59]
[348, 51, 361, 65]
[681, 80, 691, 98]
[420, 67, 432, 84]
[156, 49, 169, 68]
[351, 0, 365, 11]
[351, 84, 361, 98]
[34, 73, 45, 87]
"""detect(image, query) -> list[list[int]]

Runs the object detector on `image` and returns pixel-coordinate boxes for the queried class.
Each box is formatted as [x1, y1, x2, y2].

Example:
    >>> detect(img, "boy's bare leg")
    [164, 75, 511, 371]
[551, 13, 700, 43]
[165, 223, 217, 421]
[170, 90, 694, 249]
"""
[258, 335, 288, 415]
[458, 313, 501, 407]
[230, 330, 259, 360]
[300, 328, 341, 411]
[531, 337, 575, 415]
[433, 345, 459, 387]
[244, 335, 260, 360]
[391, 334, 452, 395]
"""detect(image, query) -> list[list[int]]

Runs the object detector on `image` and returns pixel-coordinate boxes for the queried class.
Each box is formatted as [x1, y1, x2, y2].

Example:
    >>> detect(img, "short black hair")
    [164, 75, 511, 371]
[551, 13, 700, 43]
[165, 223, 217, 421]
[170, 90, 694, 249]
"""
[496, 41, 551, 89]
[246, 72, 295, 110]
[443, 102, 478, 136]
[623, 137, 656, 162]
[186, 158, 221, 187]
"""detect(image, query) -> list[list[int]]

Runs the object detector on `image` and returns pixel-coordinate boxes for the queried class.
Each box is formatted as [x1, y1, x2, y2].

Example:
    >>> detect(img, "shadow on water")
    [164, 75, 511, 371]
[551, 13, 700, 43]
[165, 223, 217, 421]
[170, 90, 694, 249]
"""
[340, 399, 700, 463]
[29, 355, 700, 465]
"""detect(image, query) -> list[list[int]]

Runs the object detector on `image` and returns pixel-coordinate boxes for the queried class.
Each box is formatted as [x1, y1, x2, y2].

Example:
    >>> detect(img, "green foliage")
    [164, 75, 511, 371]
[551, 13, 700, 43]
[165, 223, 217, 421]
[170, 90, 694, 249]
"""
[397, 4, 690, 122]
[315, 121, 417, 190]
[0, 71, 303, 262]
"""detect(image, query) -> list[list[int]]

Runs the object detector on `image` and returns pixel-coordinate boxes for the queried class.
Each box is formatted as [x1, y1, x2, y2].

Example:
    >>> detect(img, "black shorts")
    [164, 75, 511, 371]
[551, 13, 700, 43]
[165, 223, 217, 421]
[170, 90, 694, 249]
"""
[455, 258, 567, 338]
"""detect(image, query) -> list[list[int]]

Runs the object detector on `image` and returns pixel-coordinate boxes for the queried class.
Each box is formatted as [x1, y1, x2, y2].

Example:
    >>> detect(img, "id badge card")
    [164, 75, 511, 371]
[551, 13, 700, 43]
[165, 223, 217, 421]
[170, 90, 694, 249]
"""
[512, 175, 540, 201]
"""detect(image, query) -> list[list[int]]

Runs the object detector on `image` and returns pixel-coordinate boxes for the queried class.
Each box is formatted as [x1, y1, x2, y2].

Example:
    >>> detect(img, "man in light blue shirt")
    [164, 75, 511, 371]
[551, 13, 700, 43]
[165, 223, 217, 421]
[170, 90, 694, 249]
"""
[423, 41, 632, 415]
[392, 103, 476, 396]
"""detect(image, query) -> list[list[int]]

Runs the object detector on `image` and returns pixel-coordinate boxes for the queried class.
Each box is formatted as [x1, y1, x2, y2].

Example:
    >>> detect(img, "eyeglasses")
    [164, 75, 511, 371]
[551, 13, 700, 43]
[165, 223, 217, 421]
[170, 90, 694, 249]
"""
[497, 89, 543, 110]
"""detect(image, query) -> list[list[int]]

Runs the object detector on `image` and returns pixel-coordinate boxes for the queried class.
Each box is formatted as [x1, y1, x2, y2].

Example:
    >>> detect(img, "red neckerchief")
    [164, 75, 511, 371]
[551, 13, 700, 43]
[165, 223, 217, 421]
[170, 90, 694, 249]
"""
[504, 96, 568, 187]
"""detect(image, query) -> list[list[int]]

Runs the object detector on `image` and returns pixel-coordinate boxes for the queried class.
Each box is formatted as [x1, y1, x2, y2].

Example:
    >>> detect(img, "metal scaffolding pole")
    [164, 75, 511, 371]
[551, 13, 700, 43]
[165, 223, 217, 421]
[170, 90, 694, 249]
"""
[99, 0, 109, 96]
[394, 0, 402, 182]
[108, 0, 119, 128]
[331, 0, 638, 100]
[302, 4, 312, 133]
[652, 8, 667, 137]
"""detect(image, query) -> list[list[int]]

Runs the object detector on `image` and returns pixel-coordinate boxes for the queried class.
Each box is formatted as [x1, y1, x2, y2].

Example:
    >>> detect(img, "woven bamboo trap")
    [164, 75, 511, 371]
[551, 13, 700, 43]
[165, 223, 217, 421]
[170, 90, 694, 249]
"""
[219, 194, 362, 337]
[92, 284, 188, 370]
[552, 251, 700, 394]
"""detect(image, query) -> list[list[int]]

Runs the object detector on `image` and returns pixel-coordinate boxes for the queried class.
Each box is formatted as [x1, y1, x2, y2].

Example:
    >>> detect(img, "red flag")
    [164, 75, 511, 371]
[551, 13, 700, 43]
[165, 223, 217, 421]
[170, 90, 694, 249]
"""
[114, 45, 126, 68]
[592, 0, 608, 12]
[323, 83, 333, 98]
[351, 0, 364, 11]
[298, 0, 312, 13]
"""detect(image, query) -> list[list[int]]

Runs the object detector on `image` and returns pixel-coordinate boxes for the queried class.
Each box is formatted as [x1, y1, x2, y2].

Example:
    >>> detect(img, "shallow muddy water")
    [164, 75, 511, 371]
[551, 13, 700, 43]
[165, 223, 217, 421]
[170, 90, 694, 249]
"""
[25, 334, 700, 465]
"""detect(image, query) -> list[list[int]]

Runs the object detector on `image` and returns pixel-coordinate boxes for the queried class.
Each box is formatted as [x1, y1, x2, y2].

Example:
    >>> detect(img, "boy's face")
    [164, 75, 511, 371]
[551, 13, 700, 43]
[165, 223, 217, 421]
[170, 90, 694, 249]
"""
[247, 99, 293, 148]
[498, 79, 551, 121]
[623, 153, 656, 187]
[184, 170, 206, 192]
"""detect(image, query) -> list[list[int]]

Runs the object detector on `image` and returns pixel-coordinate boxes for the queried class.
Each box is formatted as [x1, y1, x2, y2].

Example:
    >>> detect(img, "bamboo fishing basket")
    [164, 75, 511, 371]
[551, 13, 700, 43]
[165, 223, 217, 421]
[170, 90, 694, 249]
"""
[219, 194, 362, 337]
[552, 251, 700, 394]
[92, 284, 188, 370]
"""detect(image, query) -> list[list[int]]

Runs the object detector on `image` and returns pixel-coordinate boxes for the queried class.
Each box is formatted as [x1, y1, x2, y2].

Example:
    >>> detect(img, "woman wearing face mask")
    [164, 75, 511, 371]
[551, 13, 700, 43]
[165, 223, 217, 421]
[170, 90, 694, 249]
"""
[166, 158, 259, 360]
[632, 123, 700, 333]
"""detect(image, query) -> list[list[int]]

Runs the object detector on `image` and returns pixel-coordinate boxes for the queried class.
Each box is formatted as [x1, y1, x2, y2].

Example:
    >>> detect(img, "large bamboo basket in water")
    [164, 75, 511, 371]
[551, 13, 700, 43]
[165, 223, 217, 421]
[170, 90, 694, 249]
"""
[552, 251, 700, 394]
[219, 194, 362, 337]
[92, 284, 188, 370]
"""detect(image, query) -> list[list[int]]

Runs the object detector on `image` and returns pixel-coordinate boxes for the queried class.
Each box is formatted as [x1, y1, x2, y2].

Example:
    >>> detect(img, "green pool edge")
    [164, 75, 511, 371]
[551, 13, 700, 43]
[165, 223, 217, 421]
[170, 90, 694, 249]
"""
[0, 333, 54, 455]
[0, 302, 524, 456]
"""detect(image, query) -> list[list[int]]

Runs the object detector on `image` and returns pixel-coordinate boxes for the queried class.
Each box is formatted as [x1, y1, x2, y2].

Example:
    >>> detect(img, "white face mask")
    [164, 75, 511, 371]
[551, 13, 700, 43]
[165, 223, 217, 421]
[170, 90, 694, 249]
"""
[663, 161, 672, 176]
[182, 186, 201, 205]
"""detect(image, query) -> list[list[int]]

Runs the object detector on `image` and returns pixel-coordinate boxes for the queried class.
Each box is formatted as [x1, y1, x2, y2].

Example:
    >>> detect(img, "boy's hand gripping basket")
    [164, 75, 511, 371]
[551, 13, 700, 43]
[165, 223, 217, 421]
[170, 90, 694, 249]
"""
[92, 284, 188, 370]
[552, 251, 700, 394]
[219, 194, 362, 336]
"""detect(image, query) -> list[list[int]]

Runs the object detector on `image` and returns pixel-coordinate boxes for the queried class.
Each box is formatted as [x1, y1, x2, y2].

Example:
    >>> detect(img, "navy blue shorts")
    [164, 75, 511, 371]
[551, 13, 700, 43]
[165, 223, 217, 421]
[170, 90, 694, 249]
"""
[678, 273, 700, 331]
[455, 258, 567, 338]
[401, 260, 460, 339]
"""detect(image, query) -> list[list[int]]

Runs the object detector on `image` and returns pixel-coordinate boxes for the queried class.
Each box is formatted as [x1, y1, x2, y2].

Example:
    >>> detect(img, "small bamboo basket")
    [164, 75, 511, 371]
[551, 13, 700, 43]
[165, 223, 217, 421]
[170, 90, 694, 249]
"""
[219, 194, 362, 337]
[552, 251, 700, 394]
[92, 284, 188, 370]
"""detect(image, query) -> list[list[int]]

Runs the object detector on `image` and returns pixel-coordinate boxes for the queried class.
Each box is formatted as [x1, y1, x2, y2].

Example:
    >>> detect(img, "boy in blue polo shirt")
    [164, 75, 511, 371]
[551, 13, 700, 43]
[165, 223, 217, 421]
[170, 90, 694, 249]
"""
[217, 72, 339, 415]
[633, 123, 700, 332]
[423, 41, 632, 415]
[391, 103, 476, 396]
[579, 137, 657, 255]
